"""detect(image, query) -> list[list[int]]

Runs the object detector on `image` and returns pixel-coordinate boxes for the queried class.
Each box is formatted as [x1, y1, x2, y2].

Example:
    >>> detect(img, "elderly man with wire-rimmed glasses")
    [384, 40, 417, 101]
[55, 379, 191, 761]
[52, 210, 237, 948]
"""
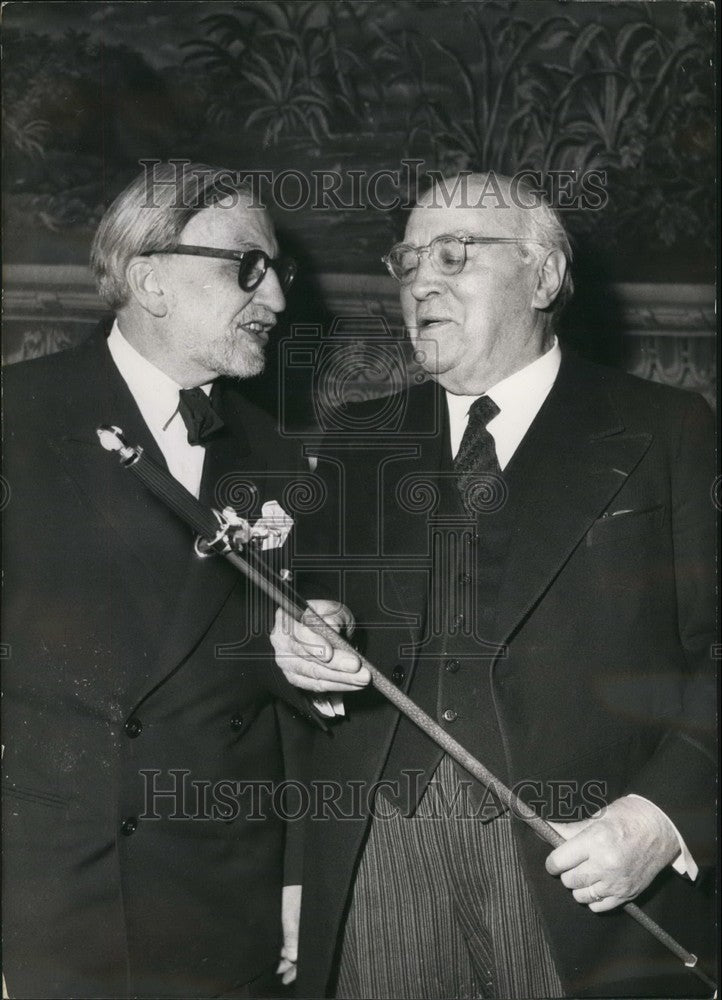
[271, 172, 716, 999]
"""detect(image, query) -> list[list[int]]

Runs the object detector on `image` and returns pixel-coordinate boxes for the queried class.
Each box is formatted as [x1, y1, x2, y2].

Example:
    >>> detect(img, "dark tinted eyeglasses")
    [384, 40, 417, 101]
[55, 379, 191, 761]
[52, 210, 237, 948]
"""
[145, 244, 297, 293]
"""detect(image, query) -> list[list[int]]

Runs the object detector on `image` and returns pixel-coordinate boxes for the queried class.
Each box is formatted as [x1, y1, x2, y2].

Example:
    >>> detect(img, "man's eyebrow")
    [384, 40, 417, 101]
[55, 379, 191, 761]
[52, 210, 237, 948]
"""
[405, 232, 465, 243]
[436, 230, 486, 239]
[459, 231, 525, 240]
[234, 240, 279, 254]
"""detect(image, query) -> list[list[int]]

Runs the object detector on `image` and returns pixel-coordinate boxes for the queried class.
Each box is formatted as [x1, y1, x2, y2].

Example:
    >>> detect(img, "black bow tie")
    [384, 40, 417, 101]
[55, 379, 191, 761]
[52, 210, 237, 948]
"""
[177, 386, 225, 445]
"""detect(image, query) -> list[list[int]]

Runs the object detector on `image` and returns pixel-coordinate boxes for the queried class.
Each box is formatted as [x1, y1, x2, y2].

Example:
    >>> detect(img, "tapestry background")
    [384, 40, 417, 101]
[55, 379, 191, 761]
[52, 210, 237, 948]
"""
[2, 0, 716, 417]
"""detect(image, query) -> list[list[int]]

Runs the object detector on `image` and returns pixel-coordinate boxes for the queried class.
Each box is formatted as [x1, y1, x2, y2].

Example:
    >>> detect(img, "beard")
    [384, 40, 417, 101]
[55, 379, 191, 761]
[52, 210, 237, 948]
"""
[195, 329, 266, 380]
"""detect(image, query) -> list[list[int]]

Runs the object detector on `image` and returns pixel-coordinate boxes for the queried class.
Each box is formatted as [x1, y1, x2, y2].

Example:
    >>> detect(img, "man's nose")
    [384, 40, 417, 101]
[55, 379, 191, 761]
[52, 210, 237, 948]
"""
[408, 252, 441, 301]
[253, 265, 286, 313]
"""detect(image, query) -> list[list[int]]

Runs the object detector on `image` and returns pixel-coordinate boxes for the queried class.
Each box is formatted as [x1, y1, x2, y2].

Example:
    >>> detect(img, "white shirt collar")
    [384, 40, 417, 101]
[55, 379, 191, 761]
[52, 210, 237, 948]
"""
[107, 320, 212, 429]
[445, 337, 562, 469]
[106, 321, 213, 497]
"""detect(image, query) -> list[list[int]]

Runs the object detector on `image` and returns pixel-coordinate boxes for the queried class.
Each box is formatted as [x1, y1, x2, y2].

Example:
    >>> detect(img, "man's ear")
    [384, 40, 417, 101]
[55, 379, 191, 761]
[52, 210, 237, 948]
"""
[126, 257, 168, 317]
[531, 249, 566, 311]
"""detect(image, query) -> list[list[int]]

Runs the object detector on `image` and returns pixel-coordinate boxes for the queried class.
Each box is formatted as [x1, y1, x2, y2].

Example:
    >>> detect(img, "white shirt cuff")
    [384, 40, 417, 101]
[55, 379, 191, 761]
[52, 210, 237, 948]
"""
[311, 694, 345, 718]
[627, 794, 698, 880]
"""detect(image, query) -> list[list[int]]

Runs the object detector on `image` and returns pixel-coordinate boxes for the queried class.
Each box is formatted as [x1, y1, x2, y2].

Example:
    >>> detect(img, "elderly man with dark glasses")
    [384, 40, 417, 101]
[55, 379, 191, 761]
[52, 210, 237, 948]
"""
[2, 162, 313, 999]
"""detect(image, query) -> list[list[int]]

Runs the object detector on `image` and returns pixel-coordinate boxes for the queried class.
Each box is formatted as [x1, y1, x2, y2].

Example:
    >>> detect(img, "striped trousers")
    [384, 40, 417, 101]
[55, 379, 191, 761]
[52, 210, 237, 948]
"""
[335, 755, 564, 1000]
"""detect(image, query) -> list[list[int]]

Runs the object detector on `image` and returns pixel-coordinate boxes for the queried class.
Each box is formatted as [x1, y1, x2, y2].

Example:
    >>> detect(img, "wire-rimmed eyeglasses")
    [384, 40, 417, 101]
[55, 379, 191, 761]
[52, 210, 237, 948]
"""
[382, 235, 548, 284]
[144, 244, 297, 293]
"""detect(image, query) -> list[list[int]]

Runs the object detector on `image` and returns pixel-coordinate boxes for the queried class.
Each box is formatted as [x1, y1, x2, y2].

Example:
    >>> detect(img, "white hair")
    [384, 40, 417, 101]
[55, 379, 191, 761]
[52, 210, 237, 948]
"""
[514, 177, 574, 313]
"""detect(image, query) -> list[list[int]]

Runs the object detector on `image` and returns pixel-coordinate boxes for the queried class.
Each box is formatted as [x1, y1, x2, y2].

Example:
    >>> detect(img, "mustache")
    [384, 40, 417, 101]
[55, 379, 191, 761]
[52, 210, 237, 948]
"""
[238, 307, 278, 327]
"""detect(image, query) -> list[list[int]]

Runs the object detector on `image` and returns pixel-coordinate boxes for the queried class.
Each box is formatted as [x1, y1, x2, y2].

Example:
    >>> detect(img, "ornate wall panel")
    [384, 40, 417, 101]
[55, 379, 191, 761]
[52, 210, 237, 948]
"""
[2, 266, 716, 409]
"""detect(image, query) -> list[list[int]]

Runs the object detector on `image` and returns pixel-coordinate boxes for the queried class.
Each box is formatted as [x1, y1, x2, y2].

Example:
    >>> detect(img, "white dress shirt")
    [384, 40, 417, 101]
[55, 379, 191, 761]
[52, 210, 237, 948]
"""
[446, 337, 561, 466]
[445, 338, 695, 880]
[107, 322, 213, 498]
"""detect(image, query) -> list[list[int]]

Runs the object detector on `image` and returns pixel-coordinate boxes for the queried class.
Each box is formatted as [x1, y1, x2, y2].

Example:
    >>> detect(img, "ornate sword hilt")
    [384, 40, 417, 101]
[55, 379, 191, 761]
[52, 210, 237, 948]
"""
[96, 425, 142, 465]
[194, 507, 253, 557]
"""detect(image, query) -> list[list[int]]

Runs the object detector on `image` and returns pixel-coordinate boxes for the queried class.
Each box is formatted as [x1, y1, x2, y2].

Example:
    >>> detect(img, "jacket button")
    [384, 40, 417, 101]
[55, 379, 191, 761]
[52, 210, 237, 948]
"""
[445, 658, 460, 674]
[230, 713, 244, 731]
[391, 665, 405, 685]
[442, 708, 458, 723]
[121, 816, 138, 836]
[124, 717, 142, 738]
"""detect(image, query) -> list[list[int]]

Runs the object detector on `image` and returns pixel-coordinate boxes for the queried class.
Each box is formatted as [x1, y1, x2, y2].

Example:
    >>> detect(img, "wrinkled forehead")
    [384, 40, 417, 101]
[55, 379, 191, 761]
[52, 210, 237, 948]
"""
[405, 179, 527, 244]
[180, 193, 278, 253]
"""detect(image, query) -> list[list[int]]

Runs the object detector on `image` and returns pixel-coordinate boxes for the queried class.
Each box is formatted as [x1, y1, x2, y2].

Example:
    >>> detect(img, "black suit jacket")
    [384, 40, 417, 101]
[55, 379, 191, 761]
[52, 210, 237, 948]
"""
[293, 354, 717, 998]
[1, 335, 319, 999]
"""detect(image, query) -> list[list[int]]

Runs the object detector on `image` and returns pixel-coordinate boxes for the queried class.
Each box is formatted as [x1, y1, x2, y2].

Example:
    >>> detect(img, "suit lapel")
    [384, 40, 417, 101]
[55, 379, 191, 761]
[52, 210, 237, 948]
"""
[358, 359, 653, 673]
[145, 381, 273, 695]
[382, 380, 448, 661]
[52, 337, 192, 596]
[50, 340, 276, 703]
[493, 355, 652, 645]
[198, 380, 254, 509]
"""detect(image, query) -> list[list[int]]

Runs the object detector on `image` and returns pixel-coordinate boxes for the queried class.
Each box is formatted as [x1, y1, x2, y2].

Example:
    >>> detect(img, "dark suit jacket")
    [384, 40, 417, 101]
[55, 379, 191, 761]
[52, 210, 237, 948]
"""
[293, 353, 717, 998]
[1, 335, 319, 999]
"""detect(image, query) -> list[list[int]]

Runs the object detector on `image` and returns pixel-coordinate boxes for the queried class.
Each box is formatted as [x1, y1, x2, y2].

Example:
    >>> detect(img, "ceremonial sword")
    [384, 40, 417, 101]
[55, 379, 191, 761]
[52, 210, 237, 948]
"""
[97, 424, 716, 995]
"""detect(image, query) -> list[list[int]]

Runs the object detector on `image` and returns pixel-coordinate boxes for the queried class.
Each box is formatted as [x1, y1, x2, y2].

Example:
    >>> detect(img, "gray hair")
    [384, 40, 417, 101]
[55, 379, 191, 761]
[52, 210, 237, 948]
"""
[513, 176, 574, 316]
[90, 162, 254, 310]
